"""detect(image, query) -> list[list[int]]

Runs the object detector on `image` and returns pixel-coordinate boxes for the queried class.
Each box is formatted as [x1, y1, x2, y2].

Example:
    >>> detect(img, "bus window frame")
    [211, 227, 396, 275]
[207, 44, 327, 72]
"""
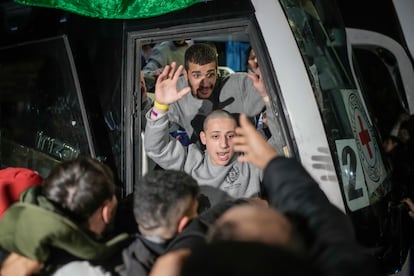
[124, 17, 293, 195]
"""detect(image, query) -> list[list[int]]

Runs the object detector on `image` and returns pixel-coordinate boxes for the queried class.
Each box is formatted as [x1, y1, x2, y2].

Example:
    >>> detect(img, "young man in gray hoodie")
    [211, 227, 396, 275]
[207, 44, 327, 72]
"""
[144, 62, 263, 207]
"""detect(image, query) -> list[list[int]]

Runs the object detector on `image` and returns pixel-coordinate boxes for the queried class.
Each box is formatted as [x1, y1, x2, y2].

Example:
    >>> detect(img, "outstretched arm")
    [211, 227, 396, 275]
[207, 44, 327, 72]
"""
[247, 67, 268, 98]
[233, 113, 382, 276]
[233, 113, 278, 169]
[151, 62, 191, 120]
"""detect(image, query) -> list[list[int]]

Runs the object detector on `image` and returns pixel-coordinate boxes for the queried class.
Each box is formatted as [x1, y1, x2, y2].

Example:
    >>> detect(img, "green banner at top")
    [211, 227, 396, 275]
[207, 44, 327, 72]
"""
[14, 0, 201, 19]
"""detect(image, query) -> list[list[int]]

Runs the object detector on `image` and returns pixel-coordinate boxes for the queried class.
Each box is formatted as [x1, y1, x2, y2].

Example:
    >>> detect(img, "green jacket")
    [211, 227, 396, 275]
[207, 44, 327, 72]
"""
[0, 186, 128, 263]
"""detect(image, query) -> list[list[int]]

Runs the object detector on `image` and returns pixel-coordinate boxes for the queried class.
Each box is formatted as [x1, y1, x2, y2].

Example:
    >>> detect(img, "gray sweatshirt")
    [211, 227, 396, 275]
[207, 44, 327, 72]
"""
[144, 111, 261, 206]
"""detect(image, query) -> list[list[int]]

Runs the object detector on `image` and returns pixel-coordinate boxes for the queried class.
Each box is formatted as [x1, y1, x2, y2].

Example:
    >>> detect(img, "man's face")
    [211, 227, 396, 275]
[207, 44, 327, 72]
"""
[200, 118, 236, 166]
[247, 48, 259, 73]
[186, 61, 217, 99]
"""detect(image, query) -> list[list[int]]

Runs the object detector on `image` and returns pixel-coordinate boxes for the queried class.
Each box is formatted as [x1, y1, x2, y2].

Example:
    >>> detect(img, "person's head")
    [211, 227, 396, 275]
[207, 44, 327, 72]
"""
[42, 157, 117, 235]
[184, 43, 218, 99]
[207, 204, 307, 254]
[398, 116, 414, 144]
[134, 170, 199, 240]
[246, 46, 258, 73]
[200, 110, 237, 166]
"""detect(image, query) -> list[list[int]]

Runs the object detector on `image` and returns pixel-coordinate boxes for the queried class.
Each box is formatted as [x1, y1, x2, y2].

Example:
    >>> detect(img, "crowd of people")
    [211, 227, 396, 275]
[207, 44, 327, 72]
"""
[0, 42, 397, 275]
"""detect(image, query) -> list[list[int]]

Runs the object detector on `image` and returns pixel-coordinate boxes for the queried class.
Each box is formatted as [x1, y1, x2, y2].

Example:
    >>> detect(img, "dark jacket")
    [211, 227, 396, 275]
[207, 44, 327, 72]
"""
[121, 199, 246, 276]
[160, 157, 383, 275]
[0, 186, 129, 274]
[121, 235, 166, 276]
[262, 157, 383, 276]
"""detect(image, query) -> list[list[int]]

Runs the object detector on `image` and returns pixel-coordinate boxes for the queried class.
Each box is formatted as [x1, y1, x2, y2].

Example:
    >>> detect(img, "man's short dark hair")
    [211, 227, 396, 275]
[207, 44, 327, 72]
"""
[203, 109, 238, 131]
[134, 170, 199, 232]
[42, 157, 115, 223]
[184, 43, 218, 71]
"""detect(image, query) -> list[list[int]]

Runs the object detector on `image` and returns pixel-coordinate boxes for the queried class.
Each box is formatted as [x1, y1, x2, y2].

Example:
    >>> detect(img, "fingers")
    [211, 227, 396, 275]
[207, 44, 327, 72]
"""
[177, 87, 191, 99]
[159, 65, 171, 81]
[173, 64, 184, 80]
[233, 132, 247, 148]
[237, 154, 248, 163]
[159, 62, 178, 80]
[234, 144, 249, 154]
[404, 198, 414, 211]
[234, 114, 252, 154]
[403, 198, 414, 220]
[168, 62, 177, 79]
[253, 66, 262, 77]
[163, 62, 182, 80]
[234, 126, 245, 137]
[238, 113, 263, 141]
[239, 113, 254, 130]
[233, 135, 246, 146]
[246, 73, 258, 83]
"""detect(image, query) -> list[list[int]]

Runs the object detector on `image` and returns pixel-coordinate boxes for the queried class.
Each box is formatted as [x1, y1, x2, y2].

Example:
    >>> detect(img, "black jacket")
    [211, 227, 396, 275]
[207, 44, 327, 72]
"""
[262, 157, 383, 276]
[121, 199, 247, 276]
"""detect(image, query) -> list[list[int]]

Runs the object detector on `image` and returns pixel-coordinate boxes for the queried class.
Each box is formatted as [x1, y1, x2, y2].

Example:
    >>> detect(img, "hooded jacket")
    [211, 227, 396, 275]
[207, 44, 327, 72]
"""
[0, 186, 128, 272]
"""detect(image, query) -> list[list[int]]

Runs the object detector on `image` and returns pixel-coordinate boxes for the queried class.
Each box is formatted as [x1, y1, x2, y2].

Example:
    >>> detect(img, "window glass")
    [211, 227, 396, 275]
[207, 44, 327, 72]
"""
[279, 0, 391, 209]
[0, 36, 90, 176]
[352, 47, 408, 140]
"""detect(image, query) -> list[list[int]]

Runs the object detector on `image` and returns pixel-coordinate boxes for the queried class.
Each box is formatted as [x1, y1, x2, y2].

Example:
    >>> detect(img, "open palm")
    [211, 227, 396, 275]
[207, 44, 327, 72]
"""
[155, 62, 191, 105]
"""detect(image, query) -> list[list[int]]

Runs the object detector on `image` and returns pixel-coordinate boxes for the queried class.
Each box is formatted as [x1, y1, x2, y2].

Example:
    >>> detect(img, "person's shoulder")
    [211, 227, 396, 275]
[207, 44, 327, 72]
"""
[187, 143, 204, 156]
[221, 72, 251, 88]
[123, 235, 149, 253]
[154, 41, 172, 49]
[227, 72, 249, 80]
[183, 145, 206, 168]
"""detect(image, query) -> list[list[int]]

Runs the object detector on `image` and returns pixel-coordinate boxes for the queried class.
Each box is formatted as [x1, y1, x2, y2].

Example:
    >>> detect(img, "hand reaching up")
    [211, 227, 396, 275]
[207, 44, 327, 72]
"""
[247, 67, 267, 98]
[233, 113, 278, 170]
[155, 62, 191, 105]
[404, 198, 414, 219]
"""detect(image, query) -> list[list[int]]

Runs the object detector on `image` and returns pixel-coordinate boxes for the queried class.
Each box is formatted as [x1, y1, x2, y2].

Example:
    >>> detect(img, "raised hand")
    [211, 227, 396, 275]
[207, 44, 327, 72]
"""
[247, 67, 267, 98]
[155, 62, 191, 105]
[1, 253, 43, 276]
[404, 198, 414, 219]
[233, 113, 278, 170]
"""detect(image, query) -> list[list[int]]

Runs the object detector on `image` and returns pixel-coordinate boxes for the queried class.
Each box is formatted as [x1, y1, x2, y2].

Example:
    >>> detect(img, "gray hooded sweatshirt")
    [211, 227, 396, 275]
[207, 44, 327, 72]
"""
[144, 111, 261, 206]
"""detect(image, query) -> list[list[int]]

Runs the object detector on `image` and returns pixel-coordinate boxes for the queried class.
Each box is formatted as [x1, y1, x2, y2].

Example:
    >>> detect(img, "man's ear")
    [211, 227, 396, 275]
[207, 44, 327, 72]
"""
[200, 131, 207, 145]
[102, 196, 117, 225]
[177, 216, 190, 233]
